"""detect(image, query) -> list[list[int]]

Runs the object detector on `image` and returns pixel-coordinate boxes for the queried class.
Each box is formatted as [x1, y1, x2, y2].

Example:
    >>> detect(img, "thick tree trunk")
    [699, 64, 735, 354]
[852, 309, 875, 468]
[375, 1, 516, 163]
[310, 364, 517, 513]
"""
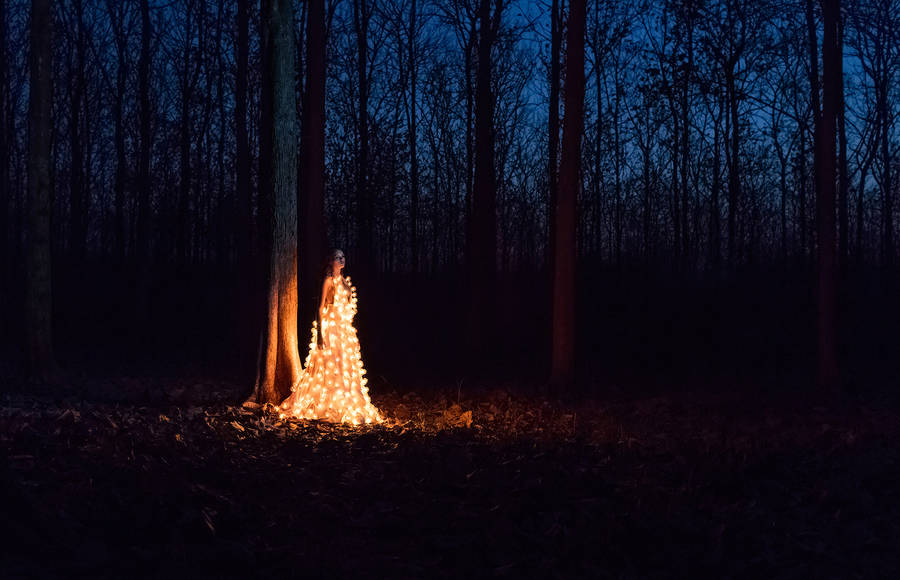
[550, 0, 585, 389]
[251, 0, 302, 406]
[299, 0, 326, 335]
[816, 0, 839, 392]
[26, 0, 57, 381]
[468, 0, 499, 356]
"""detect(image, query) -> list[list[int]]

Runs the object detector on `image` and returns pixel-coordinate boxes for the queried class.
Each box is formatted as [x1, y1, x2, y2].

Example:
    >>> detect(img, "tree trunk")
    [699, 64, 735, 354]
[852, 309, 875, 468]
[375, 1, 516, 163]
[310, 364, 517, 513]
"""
[681, 17, 693, 267]
[68, 0, 87, 263]
[550, 0, 585, 389]
[107, 0, 127, 262]
[0, 0, 8, 293]
[878, 51, 893, 272]
[798, 120, 808, 263]
[836, 10, 848, 275]
[547, 0, 561, 272]
[26, 0, 57, 381]
[136, 0, 152, 276]
[251, 0, 302, 406]
[236, 0, 251, 265]
[177, 4, 193, 267]
[816, 0, 839, 392]
[353, 0, 373, 277]
[408, 0, 419, 273]
[463, 16, 476, 276]
[725, 61, 740, 267]
[710, 99, 721, 270]
[805, 0, 821, 264]
[299, 0, 326, 336]
[468, 0, 499, 356]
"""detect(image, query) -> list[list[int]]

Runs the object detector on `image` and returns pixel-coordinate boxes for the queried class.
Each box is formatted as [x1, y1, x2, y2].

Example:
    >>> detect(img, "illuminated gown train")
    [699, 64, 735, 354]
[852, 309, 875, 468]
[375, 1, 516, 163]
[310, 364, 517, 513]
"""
[279, 275, 382, 425]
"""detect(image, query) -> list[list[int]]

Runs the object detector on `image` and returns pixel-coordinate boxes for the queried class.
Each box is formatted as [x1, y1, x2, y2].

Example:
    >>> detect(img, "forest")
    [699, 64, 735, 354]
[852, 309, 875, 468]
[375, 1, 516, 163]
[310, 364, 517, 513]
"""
[2, 0, 899, 384]
[2, 0, 900, 576]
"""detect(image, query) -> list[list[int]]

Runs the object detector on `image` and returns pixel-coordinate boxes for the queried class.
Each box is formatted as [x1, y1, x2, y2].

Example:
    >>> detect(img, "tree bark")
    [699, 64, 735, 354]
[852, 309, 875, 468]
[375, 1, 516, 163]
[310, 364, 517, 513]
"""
[547, 0, 561, 272]
[136, 0, 152, 274]
[177, 2, 194, 266]
[68, 0, 87, 263]
[408, 0, 419, 273]
[680, 14, 693, 267]
[725, 59, 740, 267]
[550, 0, 585, 389]
[251, 0, 302, 405]
[805, 0, 821, 264]
[26, 0, 57, 381]
[299, 0, 326, 335]
[876, 20, 893, 272]
[710, 94, 722, 271]
[353, 0, 373, 277]
[816, 0, 839, 392]
[836, 10, 848, 275]
[0, 0, 8, 290]
[468, 0, 499, 356]
[106, 0, 127, 262]
[799, 123, 808, 263]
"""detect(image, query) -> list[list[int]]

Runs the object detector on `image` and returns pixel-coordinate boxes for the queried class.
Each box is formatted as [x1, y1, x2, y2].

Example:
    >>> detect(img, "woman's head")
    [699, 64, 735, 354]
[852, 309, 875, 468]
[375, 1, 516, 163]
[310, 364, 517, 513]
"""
[324, 249, 345, 276]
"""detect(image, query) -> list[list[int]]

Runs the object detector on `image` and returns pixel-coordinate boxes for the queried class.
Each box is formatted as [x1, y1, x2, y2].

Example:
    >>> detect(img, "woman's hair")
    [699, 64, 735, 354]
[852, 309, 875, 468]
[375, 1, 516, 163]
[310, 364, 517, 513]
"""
[321, 249, 344, 282]
[315, 249, 344, 343]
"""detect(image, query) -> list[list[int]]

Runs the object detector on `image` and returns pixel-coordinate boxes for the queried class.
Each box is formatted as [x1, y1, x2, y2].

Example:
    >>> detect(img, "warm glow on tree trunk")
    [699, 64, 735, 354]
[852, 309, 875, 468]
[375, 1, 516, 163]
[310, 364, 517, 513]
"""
[249, 0, 302, 406]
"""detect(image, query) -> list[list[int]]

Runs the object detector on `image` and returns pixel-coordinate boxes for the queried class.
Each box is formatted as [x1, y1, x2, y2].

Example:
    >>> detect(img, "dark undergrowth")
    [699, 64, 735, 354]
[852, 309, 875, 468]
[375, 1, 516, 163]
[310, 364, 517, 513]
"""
[2, 376, 900, 578]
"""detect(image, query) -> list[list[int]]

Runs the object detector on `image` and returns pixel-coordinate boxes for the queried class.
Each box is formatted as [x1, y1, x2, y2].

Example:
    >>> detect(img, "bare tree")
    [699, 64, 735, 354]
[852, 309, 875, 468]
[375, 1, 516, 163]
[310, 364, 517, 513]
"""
[550, 0, 585, 389]
[546, 0, 561, 272]
[25, 0, 57, 381]
[468, 0, 502, 355]
[250, 0, 302, 405]
[816, 0, 839, 391]
[299, 0, 327, 331]
[353, 0, 375, 276]
[135, 0, 152, 309]
[0, 0, 9, 290]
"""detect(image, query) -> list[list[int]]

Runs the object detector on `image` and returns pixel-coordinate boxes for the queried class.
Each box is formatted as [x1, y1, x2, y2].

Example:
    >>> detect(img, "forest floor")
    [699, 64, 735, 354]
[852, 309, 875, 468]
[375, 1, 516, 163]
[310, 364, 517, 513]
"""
[2, 374, 900, 578]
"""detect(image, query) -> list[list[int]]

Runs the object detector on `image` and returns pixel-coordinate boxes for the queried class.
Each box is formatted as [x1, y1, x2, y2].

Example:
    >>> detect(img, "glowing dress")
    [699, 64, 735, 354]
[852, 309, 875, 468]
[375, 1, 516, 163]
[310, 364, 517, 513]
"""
[280, 275, 382, 425]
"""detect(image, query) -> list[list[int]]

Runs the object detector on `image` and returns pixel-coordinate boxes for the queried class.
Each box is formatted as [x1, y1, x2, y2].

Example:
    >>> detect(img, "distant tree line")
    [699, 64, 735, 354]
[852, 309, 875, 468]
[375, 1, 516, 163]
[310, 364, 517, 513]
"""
[2, 0, 898, 278]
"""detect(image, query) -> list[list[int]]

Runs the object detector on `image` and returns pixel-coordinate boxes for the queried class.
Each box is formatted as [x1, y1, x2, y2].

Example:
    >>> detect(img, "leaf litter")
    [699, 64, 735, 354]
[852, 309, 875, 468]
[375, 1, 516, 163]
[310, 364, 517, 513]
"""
[1, 381, 900, 578]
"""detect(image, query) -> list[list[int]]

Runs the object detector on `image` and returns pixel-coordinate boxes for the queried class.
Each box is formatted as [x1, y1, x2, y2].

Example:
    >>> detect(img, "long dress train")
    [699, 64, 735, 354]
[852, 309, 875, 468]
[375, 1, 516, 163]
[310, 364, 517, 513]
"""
[279, 275, 382, 425]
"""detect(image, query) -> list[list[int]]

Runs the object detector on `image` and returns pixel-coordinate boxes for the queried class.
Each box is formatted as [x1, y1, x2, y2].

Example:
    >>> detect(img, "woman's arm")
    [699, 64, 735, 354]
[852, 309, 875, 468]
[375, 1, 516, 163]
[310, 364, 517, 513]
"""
[317, 277, 333, 347]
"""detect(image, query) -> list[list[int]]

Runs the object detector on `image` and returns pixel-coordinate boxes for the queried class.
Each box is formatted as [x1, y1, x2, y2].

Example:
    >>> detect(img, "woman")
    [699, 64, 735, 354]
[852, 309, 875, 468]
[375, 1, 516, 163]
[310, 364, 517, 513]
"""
[280, 249, 383, 424]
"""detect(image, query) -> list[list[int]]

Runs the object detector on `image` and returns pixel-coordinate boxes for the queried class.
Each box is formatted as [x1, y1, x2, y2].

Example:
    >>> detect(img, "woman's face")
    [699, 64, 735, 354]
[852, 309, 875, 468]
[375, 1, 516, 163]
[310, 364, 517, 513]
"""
[332, 252, 345, 271]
